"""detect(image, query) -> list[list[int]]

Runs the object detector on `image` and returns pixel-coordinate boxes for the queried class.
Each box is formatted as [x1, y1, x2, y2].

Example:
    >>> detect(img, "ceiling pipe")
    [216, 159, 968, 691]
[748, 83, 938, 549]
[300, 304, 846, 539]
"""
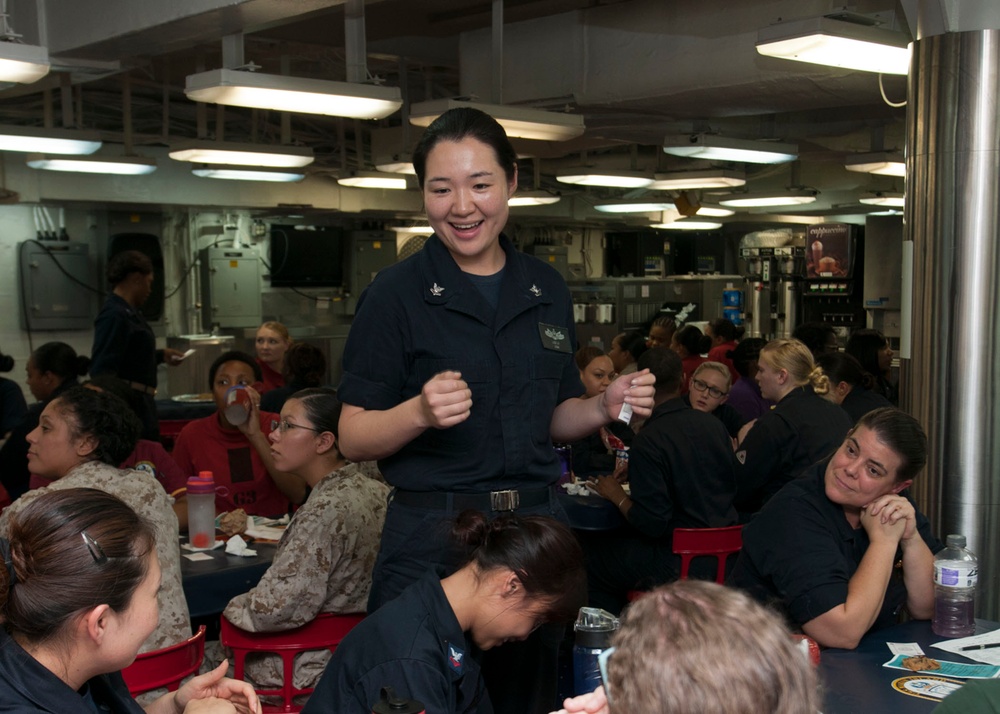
[491, 0, 503, 104]
[345, 0, 367, 83]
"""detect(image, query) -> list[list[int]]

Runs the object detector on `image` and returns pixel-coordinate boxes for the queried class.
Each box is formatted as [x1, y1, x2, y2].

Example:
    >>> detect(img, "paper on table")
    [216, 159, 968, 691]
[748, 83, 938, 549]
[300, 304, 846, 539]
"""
[883, 654, 1000, 679]
[888, 642, 925, 657]
[932, 629, 1000, 666]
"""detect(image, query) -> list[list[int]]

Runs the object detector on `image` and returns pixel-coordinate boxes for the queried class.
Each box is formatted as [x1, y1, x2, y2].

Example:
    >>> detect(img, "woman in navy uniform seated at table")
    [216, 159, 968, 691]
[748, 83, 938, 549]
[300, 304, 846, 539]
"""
[303, 512, 586, 714]
[0, 487, 260, 714]
[334, 107, 655, 714]
[733, 338, 851, 519]
[730, 407, 942, 649]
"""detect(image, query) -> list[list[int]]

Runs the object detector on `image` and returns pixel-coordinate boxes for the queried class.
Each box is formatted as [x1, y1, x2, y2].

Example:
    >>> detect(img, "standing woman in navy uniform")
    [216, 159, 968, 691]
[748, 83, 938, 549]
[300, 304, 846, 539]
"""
[90, 250, 185, 440]
[336, 107, 655, 714]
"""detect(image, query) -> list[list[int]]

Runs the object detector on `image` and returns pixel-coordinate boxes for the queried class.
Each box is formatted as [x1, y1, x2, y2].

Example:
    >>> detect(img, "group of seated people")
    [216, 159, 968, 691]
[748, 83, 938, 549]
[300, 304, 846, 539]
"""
[0, 311, 972, 714]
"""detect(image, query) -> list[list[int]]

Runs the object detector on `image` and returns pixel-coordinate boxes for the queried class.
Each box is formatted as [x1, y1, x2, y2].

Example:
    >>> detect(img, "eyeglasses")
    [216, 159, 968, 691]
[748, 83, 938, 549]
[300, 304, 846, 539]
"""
[270, 418, 323, 435]
[691, 377, 728, 399]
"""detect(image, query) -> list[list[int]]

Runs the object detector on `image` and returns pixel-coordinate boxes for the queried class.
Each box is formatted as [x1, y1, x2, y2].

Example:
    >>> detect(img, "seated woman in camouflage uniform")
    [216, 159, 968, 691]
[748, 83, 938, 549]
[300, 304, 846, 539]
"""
[220, 387, 390, 694]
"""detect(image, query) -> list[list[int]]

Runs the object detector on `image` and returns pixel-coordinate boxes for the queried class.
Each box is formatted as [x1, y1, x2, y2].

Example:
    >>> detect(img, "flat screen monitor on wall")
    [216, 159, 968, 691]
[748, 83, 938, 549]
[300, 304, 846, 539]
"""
[269, 225, 344, 288]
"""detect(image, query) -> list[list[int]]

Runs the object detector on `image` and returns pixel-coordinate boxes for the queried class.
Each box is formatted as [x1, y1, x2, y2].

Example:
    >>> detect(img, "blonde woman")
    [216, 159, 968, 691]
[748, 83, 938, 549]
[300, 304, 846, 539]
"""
[733, 338, 851, 518]
[684, 361, 745, 439]
[255, 321, 293, 393]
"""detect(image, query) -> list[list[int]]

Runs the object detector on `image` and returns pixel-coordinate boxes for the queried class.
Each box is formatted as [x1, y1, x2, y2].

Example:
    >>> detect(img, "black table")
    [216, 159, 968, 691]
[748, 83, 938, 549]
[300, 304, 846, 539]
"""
[180, 541, 277, 618]
[819, 619, 1000, 713]
[558, 491, 624, 531]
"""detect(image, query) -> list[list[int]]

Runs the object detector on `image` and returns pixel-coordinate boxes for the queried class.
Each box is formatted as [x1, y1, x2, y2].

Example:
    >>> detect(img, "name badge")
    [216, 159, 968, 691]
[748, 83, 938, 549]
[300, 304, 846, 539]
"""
[538, 323, 571, 353]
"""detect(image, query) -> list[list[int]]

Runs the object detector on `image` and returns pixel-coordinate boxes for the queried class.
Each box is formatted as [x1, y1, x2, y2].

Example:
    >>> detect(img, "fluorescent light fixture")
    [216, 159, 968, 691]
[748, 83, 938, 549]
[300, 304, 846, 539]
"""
[26, 153, 157, 175]
[696, 205, 735, 217]
[0, 125, 101, 155]
[718, 189, 818, 208]
[845, 151, 906, 177]
[556, 169, 654, 188]
[648, 169, 746, 190]
[594, 200, 675, 214]
[410, 99, 584, 142]
[185, 69, 402, 120]
[337, 170, 409, 190]
[663, 134, 798, 164]
[859, 191, 905, 207]
[509, 190, 561, 207]
[375, 157, 416, 174]
[756, 16, 911, 76]
[0, 42, 50, 83]
[390, 225, 433, 234]
[169, 141, 314, 168]
[651, 220, 723, 231]
[192, 165, 305, 182]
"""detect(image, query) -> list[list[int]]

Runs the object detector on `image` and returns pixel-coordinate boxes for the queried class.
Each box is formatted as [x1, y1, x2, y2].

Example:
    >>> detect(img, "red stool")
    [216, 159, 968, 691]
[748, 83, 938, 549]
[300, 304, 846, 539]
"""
[122, 625, 206, 696]
[221, 612, 365, 713]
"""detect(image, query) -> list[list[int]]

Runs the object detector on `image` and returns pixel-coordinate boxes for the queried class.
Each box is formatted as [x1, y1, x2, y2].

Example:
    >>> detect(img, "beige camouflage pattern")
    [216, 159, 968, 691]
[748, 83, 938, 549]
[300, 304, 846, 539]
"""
[222, 462, 389, 690]
[0, 461, 191, 653]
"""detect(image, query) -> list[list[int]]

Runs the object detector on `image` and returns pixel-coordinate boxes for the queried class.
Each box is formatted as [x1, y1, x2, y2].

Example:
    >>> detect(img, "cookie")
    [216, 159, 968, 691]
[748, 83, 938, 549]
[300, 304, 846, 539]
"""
[902, 655, 941, 671]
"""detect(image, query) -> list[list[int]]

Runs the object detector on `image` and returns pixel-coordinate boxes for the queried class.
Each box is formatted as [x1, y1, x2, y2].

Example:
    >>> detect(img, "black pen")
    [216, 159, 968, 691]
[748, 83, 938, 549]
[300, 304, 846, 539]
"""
[960, 643, 1000, 651]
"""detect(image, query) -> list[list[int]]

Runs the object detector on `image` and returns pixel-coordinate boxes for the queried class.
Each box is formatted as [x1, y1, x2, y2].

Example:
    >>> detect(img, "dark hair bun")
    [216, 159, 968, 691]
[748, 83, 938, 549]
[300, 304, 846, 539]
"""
[0, 351, 13, 373]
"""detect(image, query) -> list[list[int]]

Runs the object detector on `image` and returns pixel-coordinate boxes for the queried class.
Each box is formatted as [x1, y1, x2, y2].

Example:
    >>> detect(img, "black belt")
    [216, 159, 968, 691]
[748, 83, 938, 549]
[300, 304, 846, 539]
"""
[392, 485, 553, 512]
[125, 380, 157, 396]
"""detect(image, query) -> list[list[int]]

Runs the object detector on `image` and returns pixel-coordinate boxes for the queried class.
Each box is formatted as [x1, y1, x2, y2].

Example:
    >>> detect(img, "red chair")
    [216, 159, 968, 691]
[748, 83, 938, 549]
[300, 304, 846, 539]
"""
[627, 525, 744, 602]
[672, 525, 743, 583]
[221, 612, 365, 713]
[122, 625, 206, 696]
[158, 419, 192, 452]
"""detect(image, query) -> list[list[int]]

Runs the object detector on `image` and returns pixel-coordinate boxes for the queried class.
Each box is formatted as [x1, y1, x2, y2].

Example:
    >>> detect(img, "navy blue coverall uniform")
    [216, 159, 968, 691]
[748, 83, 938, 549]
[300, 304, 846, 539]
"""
[337, 233, 584, 714]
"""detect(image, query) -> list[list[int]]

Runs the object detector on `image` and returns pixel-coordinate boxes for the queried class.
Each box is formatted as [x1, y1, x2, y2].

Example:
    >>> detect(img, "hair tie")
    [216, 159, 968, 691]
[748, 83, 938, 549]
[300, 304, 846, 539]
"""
[0, 538, 17, 586]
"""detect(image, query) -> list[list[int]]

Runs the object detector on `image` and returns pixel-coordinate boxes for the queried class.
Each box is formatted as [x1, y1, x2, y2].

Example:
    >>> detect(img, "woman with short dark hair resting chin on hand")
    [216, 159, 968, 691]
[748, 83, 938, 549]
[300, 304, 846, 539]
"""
[0, 488, 260, 714]
[730, 407, 941, 649]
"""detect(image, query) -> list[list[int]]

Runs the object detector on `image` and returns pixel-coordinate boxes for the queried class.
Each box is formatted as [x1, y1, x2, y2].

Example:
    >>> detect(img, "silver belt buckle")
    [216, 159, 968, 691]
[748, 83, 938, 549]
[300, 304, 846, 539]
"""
[490, 489, 520, 512]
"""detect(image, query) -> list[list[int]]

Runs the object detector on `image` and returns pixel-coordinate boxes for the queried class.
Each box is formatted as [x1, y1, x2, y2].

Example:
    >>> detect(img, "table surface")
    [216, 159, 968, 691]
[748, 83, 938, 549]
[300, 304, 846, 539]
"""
[557, 491, 624, 531]
[180, 541, 277, 619]
[819, 619, 1000, 714]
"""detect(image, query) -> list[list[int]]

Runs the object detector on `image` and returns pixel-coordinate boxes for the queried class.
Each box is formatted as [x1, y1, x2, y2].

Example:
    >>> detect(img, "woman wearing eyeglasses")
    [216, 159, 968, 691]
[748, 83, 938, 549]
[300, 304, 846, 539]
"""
[216, 388, 389, 697]
[0, 386, 190, 655]
[683, 361, 745, 440]
[171, 351, 307, 517]
[0, 488, 261, 714]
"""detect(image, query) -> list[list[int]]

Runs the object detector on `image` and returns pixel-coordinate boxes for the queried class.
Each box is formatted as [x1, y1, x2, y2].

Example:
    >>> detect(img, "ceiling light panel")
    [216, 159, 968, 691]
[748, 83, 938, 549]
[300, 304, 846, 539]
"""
[0, 125, 101, 155]
[859, 191, 905, 207]
[169, 141, 314, 168]
[186, 69, 403, 119]
[648, 169, 747, 190]
[509, 190, 561, 206]
[594, 200, 675, 214]
[663, 135, 798, 164]
[756, 17, 911, 76]
[191, 165, 305, 182]
[556, 170, 654, 188]
[410, 99, 584, 142]
[845, 151, 906, 177]
[337, 170, 409, 190]
[718, 190, 818, 208]
[651, 220, 723, 230]
[0, 42, 50, 83]
[26, 154, 156, 175]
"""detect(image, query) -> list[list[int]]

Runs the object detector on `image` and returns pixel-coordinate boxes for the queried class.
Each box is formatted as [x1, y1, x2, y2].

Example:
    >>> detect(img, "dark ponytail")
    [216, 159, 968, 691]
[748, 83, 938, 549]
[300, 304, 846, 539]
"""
[453, 510, 586, 623]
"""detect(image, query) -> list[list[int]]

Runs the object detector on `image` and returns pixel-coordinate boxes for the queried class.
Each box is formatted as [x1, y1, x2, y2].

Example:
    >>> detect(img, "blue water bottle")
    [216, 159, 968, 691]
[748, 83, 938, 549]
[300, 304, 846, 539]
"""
[573, 607, 619, 696]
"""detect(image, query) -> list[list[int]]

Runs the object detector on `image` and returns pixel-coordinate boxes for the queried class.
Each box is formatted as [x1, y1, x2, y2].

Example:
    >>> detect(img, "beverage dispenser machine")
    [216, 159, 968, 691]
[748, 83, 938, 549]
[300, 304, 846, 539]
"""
[739, 230, 794, 339]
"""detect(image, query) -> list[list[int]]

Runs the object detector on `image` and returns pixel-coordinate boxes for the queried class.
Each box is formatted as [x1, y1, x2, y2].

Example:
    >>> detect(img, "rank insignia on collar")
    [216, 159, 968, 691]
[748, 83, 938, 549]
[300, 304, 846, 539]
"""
[447, 642, 465, 672]
[529, 284, 542, 296]
[430, 283, 445, 296]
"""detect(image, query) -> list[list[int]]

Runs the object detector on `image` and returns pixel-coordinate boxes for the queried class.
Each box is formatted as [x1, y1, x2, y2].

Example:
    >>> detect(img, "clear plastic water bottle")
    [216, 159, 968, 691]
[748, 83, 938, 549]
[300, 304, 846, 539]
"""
[932, 534, 978, 638]
[573, 607, 619, 696]
[186, 471, 217, 550]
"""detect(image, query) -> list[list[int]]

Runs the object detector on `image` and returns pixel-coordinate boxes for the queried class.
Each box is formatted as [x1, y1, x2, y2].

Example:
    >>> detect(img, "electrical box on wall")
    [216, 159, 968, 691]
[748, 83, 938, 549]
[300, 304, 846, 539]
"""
[19, 240, 95, 330]
[525, 244, 570, 280]
[347, 230, 396, 295]
[199, 247, 262, 329]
